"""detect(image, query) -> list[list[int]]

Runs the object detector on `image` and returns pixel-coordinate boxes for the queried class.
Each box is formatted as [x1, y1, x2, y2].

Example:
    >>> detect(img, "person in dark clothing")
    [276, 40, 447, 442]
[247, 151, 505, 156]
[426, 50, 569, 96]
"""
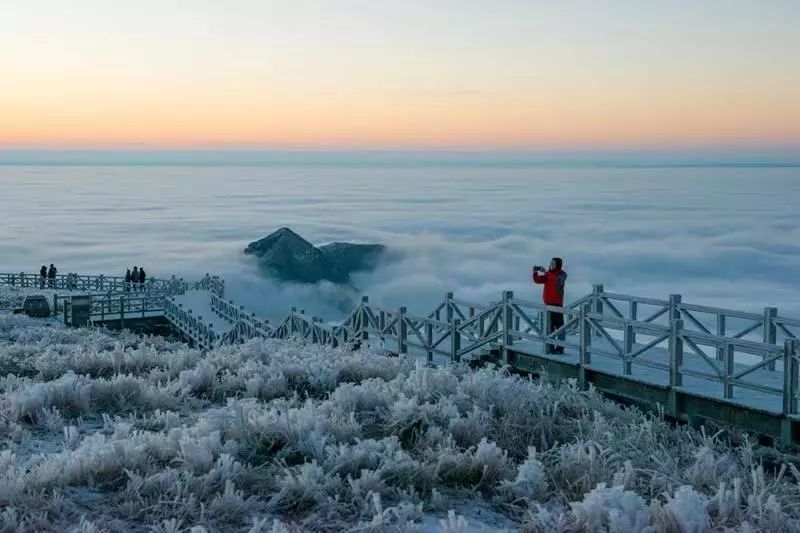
[139, 268, 146, 289]
[125, 269, 132, 291]
[533, 257, 568, 354]
[39, 265, 47, 288]
[131, 266, 140, 291]
[47, 264, 57, 288]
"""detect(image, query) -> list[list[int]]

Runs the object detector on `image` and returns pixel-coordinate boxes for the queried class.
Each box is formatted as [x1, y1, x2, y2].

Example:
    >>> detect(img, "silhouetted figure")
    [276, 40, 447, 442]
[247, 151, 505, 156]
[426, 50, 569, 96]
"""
[533, 257, 567, 354]
[131, 266, 140, 291]
[139, 268, 146, 289]
[47, 264, 57, 288]
[39, 265, 47, 288]
[125, 269, 131, 291]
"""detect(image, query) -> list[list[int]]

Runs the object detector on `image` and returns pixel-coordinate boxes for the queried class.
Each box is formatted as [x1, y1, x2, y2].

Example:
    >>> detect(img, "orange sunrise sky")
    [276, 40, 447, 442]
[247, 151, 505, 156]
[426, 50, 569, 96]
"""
[2, 1, 799, 150]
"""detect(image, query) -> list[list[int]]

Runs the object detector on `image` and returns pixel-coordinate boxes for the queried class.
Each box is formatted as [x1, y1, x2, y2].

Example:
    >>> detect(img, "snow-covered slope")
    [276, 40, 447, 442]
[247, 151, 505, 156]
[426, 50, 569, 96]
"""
[1, 312, 800, 532]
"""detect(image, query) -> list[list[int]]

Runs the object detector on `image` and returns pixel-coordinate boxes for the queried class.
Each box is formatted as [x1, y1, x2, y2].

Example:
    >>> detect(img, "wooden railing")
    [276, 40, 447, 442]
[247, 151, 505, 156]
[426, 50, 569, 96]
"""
[0, 271, 182, 294]
[205, 289, 800, 437]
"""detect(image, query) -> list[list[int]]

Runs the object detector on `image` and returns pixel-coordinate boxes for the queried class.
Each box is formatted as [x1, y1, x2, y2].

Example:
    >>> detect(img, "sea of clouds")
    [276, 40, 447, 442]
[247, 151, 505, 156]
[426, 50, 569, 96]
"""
[1, 161, 799, 321]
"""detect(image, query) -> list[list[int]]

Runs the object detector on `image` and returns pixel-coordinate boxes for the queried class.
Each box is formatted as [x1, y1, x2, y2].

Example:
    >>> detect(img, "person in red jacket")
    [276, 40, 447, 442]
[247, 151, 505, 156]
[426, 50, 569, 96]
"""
[533, 257, 567, 354]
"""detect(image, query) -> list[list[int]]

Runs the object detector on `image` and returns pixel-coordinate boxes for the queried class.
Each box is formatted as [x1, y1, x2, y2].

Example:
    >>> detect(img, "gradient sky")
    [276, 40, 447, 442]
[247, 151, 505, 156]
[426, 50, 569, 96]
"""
[2, 0, 799, 150]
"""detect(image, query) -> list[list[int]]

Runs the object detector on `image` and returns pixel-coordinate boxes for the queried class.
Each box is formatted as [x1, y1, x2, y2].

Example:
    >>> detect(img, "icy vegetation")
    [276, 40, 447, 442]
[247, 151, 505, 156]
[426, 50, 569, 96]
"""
[2, 313, 800, 531]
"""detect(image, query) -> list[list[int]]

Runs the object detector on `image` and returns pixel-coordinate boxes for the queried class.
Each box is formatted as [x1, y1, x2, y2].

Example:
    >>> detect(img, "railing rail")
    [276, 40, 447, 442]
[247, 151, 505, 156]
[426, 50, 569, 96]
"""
[0, 271, 184, 294]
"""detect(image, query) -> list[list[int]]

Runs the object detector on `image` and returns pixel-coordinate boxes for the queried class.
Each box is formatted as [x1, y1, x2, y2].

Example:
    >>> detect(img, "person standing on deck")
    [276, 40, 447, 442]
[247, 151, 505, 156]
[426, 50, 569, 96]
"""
[47, 264, 57, 288]
[39, 265, 47, 288]
[533, 257, 567, 354]
[131, 266, 140, 291]
[139, 268, 146, 290]
[125, 269, 131, 291]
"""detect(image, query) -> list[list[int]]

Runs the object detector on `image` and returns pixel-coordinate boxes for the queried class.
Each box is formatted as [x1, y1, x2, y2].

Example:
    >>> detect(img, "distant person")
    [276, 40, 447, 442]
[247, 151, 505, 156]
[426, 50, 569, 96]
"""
[47, 264, 57, 288]
[39, 265, 47, 288]
[533, 257, 567, 354]
[131, 266, 140, 291]
[125, 268, 132, 291]
[139, 267, 146, 289]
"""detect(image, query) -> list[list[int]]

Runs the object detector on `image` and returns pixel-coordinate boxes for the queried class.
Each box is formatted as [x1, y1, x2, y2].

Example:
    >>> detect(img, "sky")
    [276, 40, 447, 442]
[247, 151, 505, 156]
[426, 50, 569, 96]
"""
[2, 0, 799, 150]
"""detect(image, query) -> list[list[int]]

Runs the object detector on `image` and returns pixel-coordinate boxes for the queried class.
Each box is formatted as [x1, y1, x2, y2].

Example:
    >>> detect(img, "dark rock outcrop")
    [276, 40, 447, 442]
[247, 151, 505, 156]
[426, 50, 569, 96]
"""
[244, 227, 386, 284]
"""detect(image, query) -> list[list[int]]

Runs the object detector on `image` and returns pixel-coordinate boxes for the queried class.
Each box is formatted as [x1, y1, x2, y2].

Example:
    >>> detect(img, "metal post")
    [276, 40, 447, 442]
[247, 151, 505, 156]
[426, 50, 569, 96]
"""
[398, 306, 408, 354]
[782, 340, 799, 446]
[502, 291, 514, 364]
[668, 318, 684, 418]
[716, 314, 726, 361]
[764, 307, 778, 370]
[119, 296, 125, 329]
[592, 284, 604, 337]
[629, 301, 637, 345]
[724, 343, 735, 399]
[451, 318, 462, 362]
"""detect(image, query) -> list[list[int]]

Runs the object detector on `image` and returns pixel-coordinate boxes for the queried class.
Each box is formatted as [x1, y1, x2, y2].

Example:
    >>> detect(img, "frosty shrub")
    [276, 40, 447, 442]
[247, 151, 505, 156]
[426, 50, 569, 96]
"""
[2, 317, 800, 531]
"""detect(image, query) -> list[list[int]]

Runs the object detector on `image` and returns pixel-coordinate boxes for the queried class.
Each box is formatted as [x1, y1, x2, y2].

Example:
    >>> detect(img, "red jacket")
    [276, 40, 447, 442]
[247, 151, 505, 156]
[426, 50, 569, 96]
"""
[533, 268, 567, 306]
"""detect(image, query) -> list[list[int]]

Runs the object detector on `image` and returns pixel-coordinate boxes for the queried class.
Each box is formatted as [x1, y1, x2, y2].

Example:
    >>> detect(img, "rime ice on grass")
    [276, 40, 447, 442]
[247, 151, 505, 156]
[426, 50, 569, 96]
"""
[1, 314, 800, 531]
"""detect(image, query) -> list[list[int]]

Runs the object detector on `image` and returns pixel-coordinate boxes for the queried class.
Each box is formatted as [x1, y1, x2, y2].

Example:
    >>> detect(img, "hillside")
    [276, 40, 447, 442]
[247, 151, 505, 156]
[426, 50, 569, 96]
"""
[1, 312, 800, 531]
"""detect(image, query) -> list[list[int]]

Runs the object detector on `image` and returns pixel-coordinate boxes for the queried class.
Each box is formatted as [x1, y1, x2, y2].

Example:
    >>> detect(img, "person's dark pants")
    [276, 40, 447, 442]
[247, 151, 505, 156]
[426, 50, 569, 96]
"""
[547, 311, 565, 354]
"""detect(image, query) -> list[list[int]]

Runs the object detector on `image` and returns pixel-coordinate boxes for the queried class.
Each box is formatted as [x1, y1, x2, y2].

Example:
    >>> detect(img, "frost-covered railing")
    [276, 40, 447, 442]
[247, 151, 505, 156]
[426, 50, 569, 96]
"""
[62, 292, 169, 327]
[0, 272, 180, 294]
[164, 298, 220, 350]
[585, 285, 799, 364]
[209, 289, 800, 434]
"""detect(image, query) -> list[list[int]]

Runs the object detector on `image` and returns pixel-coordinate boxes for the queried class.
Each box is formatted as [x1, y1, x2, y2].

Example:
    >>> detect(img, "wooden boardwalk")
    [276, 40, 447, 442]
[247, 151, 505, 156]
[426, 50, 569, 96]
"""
[2, 271, 800, 446]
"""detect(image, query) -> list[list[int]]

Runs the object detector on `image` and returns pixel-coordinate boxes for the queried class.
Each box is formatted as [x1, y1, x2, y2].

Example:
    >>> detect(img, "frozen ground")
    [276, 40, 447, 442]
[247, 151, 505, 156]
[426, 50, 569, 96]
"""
[2, 314, 800, 531]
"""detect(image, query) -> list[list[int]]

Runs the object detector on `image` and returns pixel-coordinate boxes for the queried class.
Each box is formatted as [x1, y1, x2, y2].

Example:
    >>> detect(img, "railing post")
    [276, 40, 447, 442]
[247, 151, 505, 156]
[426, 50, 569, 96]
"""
[398, 306, 408, 355]
[716, 314, 726, 361]
[782, 339, 799, 446]
[629, 301, 637, 345]
[764, 307, 778, 370]
[578, 303, 591, 389]
[592, 284, 604, 337]
[119, 296, 125, 329]
[668, 294, 682, 321]
[446, 292, 454, 323]
[502, 291, 514, 364]
[724, 343, 735, 399]
[668, 318, 684, 418]
[623, 323, 633, 375]
[543, 309, 552, 355]
[426, 322, 434, 362]
[361, 296, 369, 341]
[451, 318, 461, 362]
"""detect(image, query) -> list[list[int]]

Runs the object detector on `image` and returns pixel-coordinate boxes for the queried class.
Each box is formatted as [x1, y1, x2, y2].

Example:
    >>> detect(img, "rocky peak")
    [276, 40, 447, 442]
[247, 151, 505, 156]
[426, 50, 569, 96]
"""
[244, 228, 386, 284]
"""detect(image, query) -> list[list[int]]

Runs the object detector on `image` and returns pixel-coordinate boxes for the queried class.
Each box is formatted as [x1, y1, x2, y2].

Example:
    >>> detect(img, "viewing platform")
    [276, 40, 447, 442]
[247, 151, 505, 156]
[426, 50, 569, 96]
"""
[2, 271, 799, 447]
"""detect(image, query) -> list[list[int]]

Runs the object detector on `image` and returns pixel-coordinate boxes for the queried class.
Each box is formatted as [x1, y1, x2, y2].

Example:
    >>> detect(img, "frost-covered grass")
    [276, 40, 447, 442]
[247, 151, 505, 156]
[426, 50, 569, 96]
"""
[2, 313, 800, 532]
